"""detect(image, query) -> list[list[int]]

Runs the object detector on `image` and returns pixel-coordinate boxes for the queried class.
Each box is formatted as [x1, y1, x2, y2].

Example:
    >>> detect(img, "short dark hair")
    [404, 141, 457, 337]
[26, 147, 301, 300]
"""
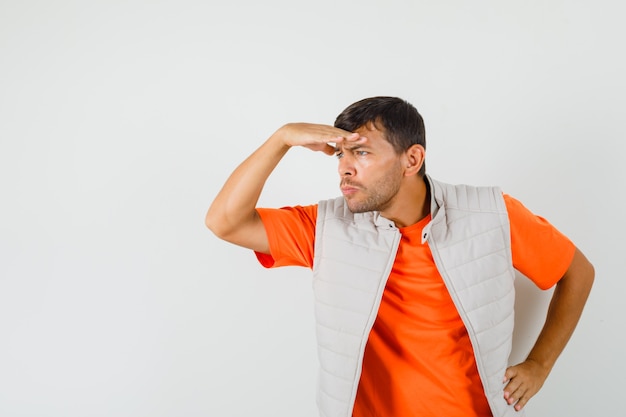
[334, 96, 426, 176]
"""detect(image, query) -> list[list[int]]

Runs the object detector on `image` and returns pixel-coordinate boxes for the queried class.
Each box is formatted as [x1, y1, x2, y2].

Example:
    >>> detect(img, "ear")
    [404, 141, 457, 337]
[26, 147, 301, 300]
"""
[403, 144, 425, 177]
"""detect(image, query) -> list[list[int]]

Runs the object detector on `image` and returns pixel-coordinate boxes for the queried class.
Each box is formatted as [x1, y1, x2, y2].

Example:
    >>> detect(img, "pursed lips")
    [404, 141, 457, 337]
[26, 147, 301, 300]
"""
[340, 181, 362, 195]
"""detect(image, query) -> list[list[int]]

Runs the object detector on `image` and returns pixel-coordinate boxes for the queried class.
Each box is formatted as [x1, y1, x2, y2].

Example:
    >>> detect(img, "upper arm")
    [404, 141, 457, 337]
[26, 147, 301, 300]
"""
[208, 204, 317, 268]
[558, 247, 594, 296]
[505, 194, 577, 290]
[207, 210, 270, 254]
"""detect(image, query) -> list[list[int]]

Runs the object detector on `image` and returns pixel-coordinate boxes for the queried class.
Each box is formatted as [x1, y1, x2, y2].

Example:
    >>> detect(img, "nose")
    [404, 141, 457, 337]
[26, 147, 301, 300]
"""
[338, 153, 355, 177]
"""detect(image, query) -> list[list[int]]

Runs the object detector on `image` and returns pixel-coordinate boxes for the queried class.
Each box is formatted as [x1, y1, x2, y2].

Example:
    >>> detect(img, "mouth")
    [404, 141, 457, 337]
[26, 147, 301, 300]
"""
[340, 183, 361, 196]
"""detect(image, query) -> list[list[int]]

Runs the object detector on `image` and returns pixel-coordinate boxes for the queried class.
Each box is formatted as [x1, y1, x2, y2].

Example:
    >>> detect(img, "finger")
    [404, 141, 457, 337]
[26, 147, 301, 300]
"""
[332, 127, 358, 138]
[348, 133, 366, 142]
[503, 379, 521, 401]
[331, 132, 360, 144]
[504, 366, 517, 381]
[514, 394, 530, 411]
[320, 143, 337, 156]
[506, 387, 521, 406]
[503, 375, 521, 393]
[507, 379, 530, 407]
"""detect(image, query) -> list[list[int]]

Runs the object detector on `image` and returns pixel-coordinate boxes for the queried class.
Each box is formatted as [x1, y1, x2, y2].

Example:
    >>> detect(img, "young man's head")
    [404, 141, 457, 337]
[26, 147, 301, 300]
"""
[334, 96, 427, 176]
[332, 97, 428, 217]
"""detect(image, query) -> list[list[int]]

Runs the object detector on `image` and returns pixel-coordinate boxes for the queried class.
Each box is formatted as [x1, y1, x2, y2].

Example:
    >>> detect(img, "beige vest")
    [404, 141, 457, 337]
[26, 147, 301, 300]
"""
[312, 175, 521, 417]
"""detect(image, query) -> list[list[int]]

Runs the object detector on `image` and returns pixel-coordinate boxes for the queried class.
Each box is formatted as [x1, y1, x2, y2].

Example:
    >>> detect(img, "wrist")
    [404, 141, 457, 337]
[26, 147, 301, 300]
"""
[525, 356, 552, 378]
[270, 124, 294, 149]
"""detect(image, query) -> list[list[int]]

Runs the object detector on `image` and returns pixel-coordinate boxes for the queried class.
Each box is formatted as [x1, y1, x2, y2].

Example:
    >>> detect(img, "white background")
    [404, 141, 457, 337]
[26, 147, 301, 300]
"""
[1, 1, 624, 416]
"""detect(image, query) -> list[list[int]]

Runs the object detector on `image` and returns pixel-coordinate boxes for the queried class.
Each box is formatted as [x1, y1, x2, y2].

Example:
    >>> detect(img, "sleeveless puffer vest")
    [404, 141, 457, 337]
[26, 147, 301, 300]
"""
[312, 175, 521, 417]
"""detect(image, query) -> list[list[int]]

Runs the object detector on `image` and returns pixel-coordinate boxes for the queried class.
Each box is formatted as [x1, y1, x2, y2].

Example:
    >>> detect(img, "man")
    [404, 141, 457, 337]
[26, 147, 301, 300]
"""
[205, 97, 594, 417]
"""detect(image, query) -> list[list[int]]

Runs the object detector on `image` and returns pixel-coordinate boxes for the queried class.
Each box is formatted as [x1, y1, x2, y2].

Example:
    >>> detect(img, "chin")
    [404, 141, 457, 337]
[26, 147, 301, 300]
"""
[344, 199, 374, 214]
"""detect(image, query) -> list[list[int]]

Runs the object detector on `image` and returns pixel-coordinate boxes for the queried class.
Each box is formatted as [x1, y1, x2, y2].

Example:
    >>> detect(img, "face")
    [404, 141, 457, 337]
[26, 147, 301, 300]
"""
[336, 125, 405, 213]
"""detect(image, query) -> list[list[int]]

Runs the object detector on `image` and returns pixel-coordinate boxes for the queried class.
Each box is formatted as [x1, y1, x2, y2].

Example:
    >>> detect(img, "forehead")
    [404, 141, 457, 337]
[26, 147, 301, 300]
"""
[350, 124, 392, 148]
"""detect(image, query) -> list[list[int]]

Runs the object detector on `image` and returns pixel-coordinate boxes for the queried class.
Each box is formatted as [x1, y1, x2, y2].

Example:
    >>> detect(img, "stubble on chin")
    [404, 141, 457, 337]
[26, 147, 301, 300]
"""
[344, 192, 387, 214]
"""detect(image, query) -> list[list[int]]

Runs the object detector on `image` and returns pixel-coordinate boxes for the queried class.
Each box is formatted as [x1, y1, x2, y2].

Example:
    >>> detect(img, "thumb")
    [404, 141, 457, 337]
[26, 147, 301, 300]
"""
[321, 143, 337, 156]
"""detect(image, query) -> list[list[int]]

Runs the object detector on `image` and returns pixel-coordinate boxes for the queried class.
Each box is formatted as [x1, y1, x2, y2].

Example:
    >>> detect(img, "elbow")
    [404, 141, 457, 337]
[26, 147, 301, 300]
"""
[205, 213, 215, 233]
[580, 250, 595, 288]
[205, 204, 261, 245]
[205, 207, 241, 242]
[205, 209, 227, 239]
[587, 260, 595, 289]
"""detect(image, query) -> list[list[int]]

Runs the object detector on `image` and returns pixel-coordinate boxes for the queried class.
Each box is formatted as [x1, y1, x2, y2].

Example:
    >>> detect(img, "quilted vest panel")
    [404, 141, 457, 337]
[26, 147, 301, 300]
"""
[312, 176, 521, 417]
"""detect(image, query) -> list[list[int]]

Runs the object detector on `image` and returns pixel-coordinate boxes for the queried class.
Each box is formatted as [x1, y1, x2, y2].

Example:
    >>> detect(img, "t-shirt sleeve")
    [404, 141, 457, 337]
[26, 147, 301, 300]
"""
[254, 204, 318, 269]
[505, 194, 576, 290]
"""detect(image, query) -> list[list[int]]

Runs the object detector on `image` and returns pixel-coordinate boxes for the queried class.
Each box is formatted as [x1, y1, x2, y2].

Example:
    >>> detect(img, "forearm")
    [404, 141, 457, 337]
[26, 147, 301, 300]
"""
[526, 247, 595, 373]
[205, 130, 289, 238]
[205, 122, 357, 252]
[503, 247, 594, 410]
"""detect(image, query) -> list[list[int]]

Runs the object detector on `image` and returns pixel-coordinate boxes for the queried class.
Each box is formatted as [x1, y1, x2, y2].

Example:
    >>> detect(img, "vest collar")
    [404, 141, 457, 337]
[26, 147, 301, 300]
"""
[422, 174, 447, 244]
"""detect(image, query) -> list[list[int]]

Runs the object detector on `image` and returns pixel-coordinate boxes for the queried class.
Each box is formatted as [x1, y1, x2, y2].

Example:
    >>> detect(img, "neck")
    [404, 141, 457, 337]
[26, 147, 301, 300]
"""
[380, 176, 430, 228]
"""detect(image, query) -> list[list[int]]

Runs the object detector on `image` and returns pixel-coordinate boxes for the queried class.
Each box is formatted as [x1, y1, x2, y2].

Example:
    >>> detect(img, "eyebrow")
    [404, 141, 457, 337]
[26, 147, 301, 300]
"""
[341, 144, 368, 152]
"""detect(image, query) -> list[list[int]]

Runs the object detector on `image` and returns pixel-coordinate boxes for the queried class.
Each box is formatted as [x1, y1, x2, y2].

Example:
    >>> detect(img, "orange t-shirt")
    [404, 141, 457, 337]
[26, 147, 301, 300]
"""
[255, 195, 575, 417]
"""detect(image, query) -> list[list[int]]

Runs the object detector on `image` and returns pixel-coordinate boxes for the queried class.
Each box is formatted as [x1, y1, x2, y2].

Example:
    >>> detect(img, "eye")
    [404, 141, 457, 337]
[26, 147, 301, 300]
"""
[335, 151, 344, 159]
[355, 150, 369, 156]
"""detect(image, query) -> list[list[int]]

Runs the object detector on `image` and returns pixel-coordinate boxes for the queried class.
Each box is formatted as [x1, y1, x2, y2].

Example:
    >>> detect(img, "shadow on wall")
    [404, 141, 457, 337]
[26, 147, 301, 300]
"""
[510, 272, 554, 365]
